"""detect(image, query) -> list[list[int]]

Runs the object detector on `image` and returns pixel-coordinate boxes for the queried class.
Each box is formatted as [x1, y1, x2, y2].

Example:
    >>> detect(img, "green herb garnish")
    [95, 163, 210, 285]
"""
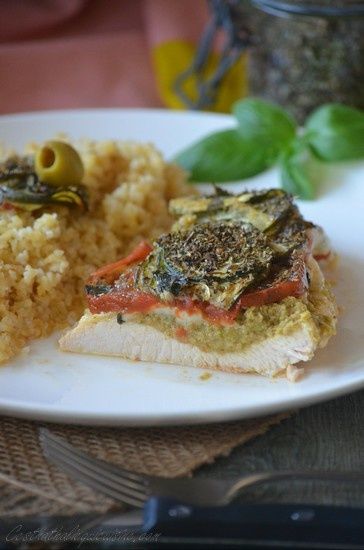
[174, 99, 364, 200]
[280, 137, 318, 201]
[0, 154, 88, 211]
[233, 99, 296, 158]
[174, 129, 271, 182]
[305, 104, 364, 162]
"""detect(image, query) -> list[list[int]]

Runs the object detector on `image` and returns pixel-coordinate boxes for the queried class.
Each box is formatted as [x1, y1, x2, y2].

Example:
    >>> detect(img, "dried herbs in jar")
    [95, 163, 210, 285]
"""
[240, 0, 364, 122]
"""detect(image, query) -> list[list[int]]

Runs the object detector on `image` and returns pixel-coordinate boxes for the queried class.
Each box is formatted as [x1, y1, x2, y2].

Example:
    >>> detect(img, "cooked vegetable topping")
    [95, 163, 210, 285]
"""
[88, 241, 153, 284]
[133, 188, 311, 309]
[235, 251, 308, 310]
[170, 189, 299, 233]
[151, 222, 272, 281]
[86, 188, 315, 320]
[172, 188, 310, 253]
[35, 141, 84, 187]
[136, 221, 274, 308]
[0, 146, 88, 211]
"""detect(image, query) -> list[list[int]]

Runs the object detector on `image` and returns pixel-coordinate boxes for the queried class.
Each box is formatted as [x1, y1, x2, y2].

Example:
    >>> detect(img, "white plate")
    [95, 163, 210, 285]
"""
[0, 109, 363, 426]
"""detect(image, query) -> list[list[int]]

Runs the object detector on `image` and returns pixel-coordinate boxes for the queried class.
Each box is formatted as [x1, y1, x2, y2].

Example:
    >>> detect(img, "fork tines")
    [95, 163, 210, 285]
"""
[39, 428, 148, 508]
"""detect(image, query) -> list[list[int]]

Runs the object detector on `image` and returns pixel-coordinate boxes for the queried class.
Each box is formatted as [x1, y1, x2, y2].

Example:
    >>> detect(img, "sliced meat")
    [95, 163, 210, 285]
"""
[59, 312, 317, 379]
[60, 256, 337, 380]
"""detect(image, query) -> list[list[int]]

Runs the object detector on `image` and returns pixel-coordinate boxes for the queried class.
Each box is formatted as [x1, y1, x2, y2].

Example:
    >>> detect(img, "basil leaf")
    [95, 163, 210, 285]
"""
[306, 104, 364, 161]
[280, 139, 317, 200]
[233, 98, 297, 159]
[174, 129, 271, 182]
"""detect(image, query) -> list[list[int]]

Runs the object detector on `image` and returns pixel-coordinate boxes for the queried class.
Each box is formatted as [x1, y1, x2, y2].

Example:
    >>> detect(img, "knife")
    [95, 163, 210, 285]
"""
[141, 497, 364, 548]
[1, 498, 363, 548]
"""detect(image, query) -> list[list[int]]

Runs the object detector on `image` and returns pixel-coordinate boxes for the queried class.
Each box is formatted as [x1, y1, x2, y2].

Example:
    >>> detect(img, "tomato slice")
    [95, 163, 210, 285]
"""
[88, 289, 159, 314]
[313, 251, 331, 261]
[235, 254, 308, 310]
[88, 241, 153, 284]
[0, 201, 16, 211]
[86, 246, 309, 324]
[87, 271, 160, 314]
[87, 273, 237, 324]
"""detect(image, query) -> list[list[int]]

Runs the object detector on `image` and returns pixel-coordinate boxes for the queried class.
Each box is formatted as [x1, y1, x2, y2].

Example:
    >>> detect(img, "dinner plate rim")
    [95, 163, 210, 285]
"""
[0, 107, 363, 426]
[0, 375, 362, 426]
[0, 107, 232, 122]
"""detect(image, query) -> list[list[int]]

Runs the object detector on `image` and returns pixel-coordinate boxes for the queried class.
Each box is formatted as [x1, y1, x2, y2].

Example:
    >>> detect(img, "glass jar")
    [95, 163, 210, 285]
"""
[237, 0, 364, 122]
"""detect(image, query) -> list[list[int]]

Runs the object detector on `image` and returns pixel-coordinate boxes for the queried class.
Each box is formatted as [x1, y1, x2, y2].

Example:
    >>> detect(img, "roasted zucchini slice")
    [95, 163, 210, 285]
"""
[0, 155, 88, 211]
[170, 189, 293, 233]
[136, 221, 275, 309]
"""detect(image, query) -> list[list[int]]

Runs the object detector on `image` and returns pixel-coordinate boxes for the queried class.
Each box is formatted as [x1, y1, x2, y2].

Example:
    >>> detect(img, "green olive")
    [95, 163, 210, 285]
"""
[34, 140, 84, 186]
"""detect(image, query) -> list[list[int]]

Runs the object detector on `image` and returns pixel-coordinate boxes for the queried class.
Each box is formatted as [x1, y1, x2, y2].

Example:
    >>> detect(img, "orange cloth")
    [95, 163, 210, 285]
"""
[0, 0, 246, 114]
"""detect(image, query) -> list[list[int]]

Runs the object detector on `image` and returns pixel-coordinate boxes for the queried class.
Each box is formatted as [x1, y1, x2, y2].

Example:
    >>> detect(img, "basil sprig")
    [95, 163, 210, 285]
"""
[175, 129, 272, 182]
[280, 137, 318, 200]
[233, 99, 296, 156]
[305, 104, 364, 162]
[174, 99, 364, 200]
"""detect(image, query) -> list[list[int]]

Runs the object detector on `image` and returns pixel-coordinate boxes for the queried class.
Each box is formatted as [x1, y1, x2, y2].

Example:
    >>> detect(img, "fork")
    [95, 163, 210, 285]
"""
[39, 428, 364, 508]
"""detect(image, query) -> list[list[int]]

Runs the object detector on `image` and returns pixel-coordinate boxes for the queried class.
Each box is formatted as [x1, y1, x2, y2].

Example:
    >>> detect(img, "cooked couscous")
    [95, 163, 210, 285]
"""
[0, 139, 192, 363]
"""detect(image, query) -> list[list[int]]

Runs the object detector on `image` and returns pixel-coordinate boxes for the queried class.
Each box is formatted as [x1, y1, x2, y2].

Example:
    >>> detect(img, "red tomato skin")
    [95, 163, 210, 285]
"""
[88, 291, 159, 314]
[314, 252, 331, 261]
[88, 241, 152, 284]
[86, 247, 309, 325]
[175, 326, 188, 341]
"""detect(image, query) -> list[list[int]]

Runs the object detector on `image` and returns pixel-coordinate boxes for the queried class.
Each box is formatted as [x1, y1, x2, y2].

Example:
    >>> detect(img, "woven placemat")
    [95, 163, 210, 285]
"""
[0, 413, 290, 517]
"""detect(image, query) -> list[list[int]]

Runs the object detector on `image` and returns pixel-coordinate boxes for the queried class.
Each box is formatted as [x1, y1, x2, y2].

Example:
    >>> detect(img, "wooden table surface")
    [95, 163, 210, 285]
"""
[199, 389, 364, 508]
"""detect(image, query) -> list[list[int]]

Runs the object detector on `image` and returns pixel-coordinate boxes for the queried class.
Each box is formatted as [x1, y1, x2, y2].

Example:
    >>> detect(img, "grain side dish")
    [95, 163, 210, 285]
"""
[0, 139, 192, 364]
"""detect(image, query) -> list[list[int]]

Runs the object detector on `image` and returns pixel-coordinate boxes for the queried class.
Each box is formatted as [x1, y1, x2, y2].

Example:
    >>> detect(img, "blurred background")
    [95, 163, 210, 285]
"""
[0, 0, 363, 121]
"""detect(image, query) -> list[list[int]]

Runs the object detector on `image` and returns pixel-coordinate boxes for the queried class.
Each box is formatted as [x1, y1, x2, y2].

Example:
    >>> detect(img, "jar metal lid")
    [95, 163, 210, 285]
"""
[251, 0, 364, 17]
